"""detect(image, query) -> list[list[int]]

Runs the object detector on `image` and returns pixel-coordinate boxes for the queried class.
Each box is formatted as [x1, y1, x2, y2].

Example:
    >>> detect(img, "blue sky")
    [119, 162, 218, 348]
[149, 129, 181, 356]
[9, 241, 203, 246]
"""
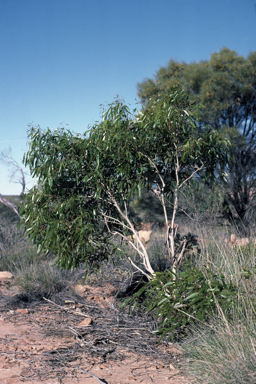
[0, 0, 256, 195]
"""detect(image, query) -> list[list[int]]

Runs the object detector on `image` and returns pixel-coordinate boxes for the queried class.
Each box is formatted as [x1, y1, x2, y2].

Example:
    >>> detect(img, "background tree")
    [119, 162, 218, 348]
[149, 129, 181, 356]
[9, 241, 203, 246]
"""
[0, 148, 26, 199]
[20, 90, 229, 277]
[0, 148, 26, 217]
[138, 48, 256, 231]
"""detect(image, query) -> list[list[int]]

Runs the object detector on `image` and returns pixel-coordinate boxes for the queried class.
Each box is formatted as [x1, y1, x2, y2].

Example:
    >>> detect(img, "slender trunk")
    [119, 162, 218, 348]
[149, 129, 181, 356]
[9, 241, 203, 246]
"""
[169, 189, 178, 259]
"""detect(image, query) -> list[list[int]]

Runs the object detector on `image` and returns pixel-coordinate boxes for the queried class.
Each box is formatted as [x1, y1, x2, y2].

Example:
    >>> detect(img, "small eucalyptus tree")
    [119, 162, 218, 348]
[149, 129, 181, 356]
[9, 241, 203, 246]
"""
[20, 90, 229, 278]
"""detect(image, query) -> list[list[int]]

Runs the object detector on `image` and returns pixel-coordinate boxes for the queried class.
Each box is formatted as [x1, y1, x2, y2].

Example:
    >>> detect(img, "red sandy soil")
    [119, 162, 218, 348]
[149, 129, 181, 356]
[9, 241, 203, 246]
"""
[0, 279, 188, 384]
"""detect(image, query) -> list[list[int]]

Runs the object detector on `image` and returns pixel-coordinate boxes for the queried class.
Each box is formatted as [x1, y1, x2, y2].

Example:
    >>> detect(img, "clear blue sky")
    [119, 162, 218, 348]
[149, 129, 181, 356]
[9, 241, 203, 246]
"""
[0, 0, 255, 195]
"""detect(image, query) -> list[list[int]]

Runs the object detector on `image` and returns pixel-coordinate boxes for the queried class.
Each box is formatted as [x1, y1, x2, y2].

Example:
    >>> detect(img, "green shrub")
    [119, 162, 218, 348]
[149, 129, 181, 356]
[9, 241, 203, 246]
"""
[122, 264, 239, 340]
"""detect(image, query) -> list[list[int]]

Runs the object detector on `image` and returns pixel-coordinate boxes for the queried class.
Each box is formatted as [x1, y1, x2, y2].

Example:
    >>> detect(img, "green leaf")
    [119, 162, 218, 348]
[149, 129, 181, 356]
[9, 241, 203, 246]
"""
[183, 292, 200, 301]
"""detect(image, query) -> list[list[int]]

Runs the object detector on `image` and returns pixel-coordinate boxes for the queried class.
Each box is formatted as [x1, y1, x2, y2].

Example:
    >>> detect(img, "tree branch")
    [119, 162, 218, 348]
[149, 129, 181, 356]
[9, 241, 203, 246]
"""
[0, 194, 20, 218]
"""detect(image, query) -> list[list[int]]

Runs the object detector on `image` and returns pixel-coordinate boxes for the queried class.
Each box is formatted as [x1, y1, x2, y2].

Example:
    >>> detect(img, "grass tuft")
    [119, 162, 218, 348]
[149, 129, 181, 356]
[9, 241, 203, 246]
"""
[14, 262, 72, 299]
[180, 319, 256, 384]
[178, 232, 256, 384]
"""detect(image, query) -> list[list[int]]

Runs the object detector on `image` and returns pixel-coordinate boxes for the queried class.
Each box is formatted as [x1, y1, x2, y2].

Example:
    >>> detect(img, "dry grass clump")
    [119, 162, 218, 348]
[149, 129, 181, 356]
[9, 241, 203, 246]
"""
[180, 319, 256, 384]
[14, 262, 74, 299]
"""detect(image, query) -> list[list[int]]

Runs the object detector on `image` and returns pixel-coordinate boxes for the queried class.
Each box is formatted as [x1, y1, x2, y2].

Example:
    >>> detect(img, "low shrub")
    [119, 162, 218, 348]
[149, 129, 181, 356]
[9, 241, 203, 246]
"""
[121, 264, 240, 340]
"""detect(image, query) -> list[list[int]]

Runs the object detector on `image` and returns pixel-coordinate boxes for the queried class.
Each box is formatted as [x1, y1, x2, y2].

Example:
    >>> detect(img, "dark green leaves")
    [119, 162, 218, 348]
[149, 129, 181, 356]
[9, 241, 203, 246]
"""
[20, 89, 229, 274]
[125, 265, 238, 341]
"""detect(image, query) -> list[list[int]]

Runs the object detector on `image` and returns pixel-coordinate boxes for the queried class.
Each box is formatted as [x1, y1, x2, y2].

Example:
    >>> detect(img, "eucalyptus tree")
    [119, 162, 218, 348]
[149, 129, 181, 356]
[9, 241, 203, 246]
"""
[20, 90, 229, 277]
[138, 48, 256, 229]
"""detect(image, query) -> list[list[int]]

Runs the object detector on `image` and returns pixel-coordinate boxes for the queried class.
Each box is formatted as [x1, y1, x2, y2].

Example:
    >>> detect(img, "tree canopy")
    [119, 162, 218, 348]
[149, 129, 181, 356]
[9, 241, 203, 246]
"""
[138, 48, 256, 130]
[20, 90, 229, 275]
[138, 48, 256, 229]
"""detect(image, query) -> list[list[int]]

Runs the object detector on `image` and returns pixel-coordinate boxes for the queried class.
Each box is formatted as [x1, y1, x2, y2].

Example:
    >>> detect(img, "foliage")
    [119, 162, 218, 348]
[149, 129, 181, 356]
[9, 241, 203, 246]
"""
[20, 90, 229, 275]
[121, 264, 239, 341]
[20, 128, 115, 271]
[138, 48, 256, 230]
[138, 48, 256, 129]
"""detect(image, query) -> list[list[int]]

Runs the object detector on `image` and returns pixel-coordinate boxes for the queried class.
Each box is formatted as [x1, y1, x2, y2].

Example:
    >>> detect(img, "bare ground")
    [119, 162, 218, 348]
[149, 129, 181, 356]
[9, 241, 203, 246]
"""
[0, 277, 189, 384]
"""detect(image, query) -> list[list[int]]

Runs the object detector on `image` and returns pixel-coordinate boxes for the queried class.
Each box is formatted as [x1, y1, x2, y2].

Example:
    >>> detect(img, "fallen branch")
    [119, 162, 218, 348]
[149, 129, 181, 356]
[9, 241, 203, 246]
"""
[77, 367, 109, 384]
[43, 297, 91, 318]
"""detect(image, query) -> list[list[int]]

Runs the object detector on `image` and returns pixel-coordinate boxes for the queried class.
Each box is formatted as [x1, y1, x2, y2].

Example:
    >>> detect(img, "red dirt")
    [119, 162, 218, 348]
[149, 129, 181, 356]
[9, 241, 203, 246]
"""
[0, 280, 187, 384]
